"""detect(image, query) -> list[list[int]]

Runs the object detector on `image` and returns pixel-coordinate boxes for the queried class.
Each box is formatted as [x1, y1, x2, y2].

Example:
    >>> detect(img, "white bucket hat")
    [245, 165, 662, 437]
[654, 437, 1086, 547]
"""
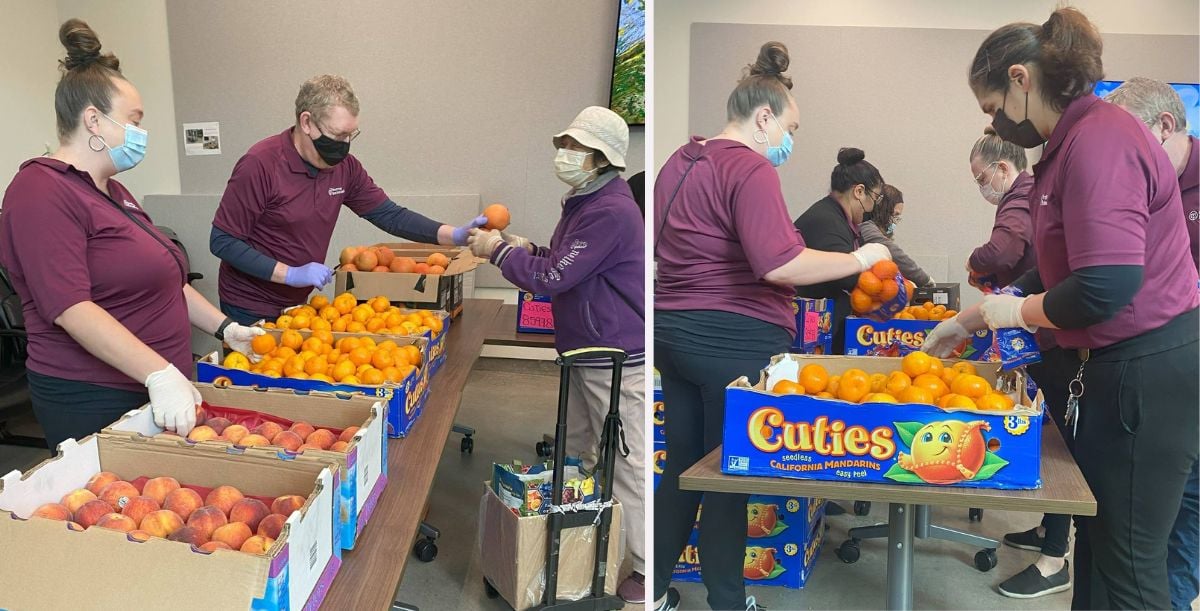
[552, 106, 629, 171]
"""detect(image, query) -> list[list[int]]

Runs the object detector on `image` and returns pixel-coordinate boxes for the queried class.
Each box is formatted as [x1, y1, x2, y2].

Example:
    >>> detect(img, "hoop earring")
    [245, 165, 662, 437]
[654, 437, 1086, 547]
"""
[88, 134, 106, 152]
[752, 129, 768, 144]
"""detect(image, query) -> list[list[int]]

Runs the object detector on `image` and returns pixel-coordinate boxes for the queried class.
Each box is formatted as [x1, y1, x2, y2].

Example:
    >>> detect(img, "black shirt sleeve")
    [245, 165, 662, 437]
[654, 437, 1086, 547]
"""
[1042, 265, 1143, 329]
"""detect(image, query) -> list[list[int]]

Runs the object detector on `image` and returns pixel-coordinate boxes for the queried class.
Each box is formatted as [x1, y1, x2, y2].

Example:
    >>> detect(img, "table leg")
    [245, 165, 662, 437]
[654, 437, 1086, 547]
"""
[886, 503, 915, 610]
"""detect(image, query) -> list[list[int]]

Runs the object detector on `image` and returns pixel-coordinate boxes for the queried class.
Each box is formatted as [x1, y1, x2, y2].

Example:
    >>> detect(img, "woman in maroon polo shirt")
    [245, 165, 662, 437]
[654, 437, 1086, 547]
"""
[0, 20, 263, 448]
[925, 8, 1199, 608]
[652, 42, 891, 611]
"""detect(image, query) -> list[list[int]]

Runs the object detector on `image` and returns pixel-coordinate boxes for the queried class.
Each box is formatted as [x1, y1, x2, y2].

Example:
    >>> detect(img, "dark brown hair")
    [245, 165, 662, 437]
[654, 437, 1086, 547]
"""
[830, 147, 883, 194]
[55, 19, 124, 139]
[968, 7, 1103, 112]
[869, 184, 903, 233]
[726, 41, 793, 122]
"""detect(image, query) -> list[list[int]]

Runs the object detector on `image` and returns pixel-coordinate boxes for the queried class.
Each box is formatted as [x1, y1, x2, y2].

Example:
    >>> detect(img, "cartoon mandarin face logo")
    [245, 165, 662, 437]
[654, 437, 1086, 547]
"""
[746, 502, 781, 538]
[743, 546, 780, 580]
[897, 420, 990, 484]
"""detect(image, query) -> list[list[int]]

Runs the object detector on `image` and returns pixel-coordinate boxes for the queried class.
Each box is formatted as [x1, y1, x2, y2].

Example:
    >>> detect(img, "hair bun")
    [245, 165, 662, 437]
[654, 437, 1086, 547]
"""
[982, 125, 998, 136]
[747, 41, 792, 88]
[837, 147, 866, 166]
[59, 18, 119, 72]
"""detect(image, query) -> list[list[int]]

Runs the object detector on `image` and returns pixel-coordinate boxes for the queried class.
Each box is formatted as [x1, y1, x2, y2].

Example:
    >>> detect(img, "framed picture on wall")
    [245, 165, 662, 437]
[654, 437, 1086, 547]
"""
[609, 0, 645, 126]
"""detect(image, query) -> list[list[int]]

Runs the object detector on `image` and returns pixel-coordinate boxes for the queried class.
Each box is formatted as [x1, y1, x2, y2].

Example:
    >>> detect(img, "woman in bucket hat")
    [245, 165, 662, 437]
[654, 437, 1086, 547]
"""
[469, 105, 647, 602]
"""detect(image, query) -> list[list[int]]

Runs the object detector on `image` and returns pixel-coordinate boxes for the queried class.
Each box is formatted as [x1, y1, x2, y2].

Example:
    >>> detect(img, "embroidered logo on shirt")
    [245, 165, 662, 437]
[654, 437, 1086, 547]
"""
[1190, 210, 1198, 222]
[123, 200, 138, 210]
[571, 239, 588, 250]
[328, 187, 345, 196]
[1039, 194, 1049, 206]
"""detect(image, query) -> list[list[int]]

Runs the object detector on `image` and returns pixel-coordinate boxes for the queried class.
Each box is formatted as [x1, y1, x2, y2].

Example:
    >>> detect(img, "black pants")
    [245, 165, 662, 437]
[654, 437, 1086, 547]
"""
[220, 301, 274, 326]
[653, 332, 789, 609]
[1024, 346, 1075, 558]
[27, 371, 149, 451]
[1069, 309, 1199, 610]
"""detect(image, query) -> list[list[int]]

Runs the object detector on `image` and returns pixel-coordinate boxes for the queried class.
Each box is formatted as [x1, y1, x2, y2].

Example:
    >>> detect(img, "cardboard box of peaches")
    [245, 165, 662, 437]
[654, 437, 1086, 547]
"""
[104, 382, 387, 550]
[0, 432, 340, 610]
[197, 327, 430, 438]
[721, 353, 1045, 490]
[334, 243, 476, 318]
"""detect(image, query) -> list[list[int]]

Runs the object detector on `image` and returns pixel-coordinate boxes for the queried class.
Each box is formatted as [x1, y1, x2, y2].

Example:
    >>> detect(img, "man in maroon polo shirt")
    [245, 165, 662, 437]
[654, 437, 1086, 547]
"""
[1106, 77, 1199, 271]
[210, 74, 487, 323]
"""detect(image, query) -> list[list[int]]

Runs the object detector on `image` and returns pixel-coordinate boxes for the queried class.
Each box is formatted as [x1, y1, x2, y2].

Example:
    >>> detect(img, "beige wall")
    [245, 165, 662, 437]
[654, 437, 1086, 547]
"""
[157, 0, 644, 291]
[0, 1, 181, 201]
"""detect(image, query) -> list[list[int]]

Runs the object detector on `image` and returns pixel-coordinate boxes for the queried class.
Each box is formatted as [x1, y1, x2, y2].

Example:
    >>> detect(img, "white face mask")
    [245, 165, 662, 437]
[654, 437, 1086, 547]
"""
[976, 162, 1005, 206]
[555, 148, 597, 188]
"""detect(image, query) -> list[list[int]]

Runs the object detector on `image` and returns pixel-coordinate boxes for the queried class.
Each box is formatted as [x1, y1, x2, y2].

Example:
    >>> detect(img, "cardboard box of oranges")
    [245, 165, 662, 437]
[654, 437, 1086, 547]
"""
[268, 292, 451, 378]
[0, 433, 339, 610]
[196, 331, 430, 438]
[333, 243, 477, 317]
[721, 353, 1044, 490]
[103, 383, 387, 550]
[843, 316, 997, 361]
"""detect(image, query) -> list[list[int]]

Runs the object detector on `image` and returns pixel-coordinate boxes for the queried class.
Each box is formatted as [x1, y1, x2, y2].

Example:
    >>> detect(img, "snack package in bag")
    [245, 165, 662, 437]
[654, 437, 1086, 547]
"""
[492, 458, 597, 517]
[993, 285, 1041, 370]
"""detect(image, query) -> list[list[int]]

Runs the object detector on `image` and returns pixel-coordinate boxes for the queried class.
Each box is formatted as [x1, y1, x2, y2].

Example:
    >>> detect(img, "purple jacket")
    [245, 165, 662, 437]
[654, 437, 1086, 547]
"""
[492, 176, 644, 363]
[969, 171, 1037, 287]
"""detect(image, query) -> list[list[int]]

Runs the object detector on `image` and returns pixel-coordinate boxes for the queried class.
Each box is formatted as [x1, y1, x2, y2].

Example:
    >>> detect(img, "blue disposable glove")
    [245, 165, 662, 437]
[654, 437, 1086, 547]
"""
[452, 215, 489, 246]
[285, 262, 333, 288]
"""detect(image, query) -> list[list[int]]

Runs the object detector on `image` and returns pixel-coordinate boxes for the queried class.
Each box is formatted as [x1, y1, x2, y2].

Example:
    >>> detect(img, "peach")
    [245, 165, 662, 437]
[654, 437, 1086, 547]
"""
[31, 503, 72, 521]
[289, 421, 316, 439]
[66, 521, 85, 532]
[140, 510, 184, 538]
[354, 249, 378, 271]
[272, 430, 303, 451]
[239, 434, 271, 447]
[330, 441, 349, 452]
[163, 488, 203, 521]
[240, 535, 274, 555]
[228, 498, 271, 532]
[186, 505, 228, 541]
[206, 417, 232, 436]
[210, 521, 252, 550]
[168, 525, 208, 546]
[120, 496, 161, 526]
[223, 424, 250, 444]
[85, 471, 121, 496]
[206, 485, 245, 516]
[99, 481, 140, 511]
[296, 444, 322, 452]
[143, 476, 181, 505]
[195, 405, 208, 425]
[74, 499, 115, 529]
[252, 421, 284, 441]
[305, 429, 336, 450]
[60, 488, 98, 514]
[154, 432, 183, 442]
[337, 426, 360, 443]
[199, 540, 232, 553]
[128, 529, 152, 541]
[187, 425, 219, 442]
[257, 513, 287, 540]
[96, 513, 138, 533]
[375, 247, 396, 267]
[271, 495, 305, 518]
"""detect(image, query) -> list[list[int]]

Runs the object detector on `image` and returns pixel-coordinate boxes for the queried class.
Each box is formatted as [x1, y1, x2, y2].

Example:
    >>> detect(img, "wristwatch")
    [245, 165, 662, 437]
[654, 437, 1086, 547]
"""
[214, 317, 235, 341]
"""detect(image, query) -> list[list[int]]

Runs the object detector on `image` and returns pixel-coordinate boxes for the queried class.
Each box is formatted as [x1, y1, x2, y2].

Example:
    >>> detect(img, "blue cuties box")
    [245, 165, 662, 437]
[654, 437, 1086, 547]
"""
[722, 354, 1044, 489]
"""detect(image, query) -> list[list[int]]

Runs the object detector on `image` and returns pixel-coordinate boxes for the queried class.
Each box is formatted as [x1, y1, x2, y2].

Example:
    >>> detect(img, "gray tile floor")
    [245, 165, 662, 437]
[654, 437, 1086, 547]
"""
[396, 358, 646, 611]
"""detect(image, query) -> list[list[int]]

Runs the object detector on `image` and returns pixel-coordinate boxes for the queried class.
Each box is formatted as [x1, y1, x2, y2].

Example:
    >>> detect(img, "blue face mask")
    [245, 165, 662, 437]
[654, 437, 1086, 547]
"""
[763, 113, 793, 167]
[100, 112, 147, 173]
[886, 222, 897, 236]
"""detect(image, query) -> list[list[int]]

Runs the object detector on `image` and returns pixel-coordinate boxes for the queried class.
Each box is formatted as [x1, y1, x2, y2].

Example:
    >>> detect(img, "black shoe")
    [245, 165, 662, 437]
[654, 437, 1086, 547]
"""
[998, 560, 1071, 599]
[655, 587, 680, 611]
[1002, 527, 1045, 552]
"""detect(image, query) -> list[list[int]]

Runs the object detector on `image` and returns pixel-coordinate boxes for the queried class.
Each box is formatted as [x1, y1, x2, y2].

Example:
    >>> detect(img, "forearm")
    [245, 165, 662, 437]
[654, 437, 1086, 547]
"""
[183, 284, 227, 335]
[1019, 293, 1057, 330]
[1037, 265, 1143, 329]
[764, 249, 861, 287]
[55, 302, 168, 384]
[209, 226, 279, 281]
[360, 199, 444, 244]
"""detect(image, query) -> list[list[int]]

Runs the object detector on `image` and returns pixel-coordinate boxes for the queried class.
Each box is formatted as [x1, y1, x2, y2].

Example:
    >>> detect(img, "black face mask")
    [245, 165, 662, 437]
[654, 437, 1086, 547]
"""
[309, 127, 351, 166]
[992, 89, 1045, 149]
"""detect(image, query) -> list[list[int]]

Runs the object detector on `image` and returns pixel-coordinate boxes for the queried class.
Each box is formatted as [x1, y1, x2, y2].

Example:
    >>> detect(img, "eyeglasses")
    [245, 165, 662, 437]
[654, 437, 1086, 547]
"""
[891, 214, 903, 225]
[974, 162, 999, 186]
[865, 188, 884, 206]
[313, 117, 360, 143]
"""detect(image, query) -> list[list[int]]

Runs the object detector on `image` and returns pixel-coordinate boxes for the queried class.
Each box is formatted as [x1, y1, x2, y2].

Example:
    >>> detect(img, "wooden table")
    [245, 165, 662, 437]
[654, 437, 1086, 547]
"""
[484, 303, 557, 348]
[321, 298, 503, 611]
[680, 423, 1096, 610]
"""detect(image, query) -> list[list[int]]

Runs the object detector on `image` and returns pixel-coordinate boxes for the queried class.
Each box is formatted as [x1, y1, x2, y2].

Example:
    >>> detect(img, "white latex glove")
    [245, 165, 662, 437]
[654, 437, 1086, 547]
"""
[922, 315, 973, 358]
[980, 293, 1036, 331]
[850, 243, 892, 272]
[467, 228, 505, 258]
[501, 231, 534, 254]
[222, 323, 265, 361]
[144, 364, 201, 435]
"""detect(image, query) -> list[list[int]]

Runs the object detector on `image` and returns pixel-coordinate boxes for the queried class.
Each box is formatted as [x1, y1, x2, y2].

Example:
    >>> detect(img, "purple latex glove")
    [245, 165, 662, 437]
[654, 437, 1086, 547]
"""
[452, 215, 489, 246]
[285, 262, 333, 288]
